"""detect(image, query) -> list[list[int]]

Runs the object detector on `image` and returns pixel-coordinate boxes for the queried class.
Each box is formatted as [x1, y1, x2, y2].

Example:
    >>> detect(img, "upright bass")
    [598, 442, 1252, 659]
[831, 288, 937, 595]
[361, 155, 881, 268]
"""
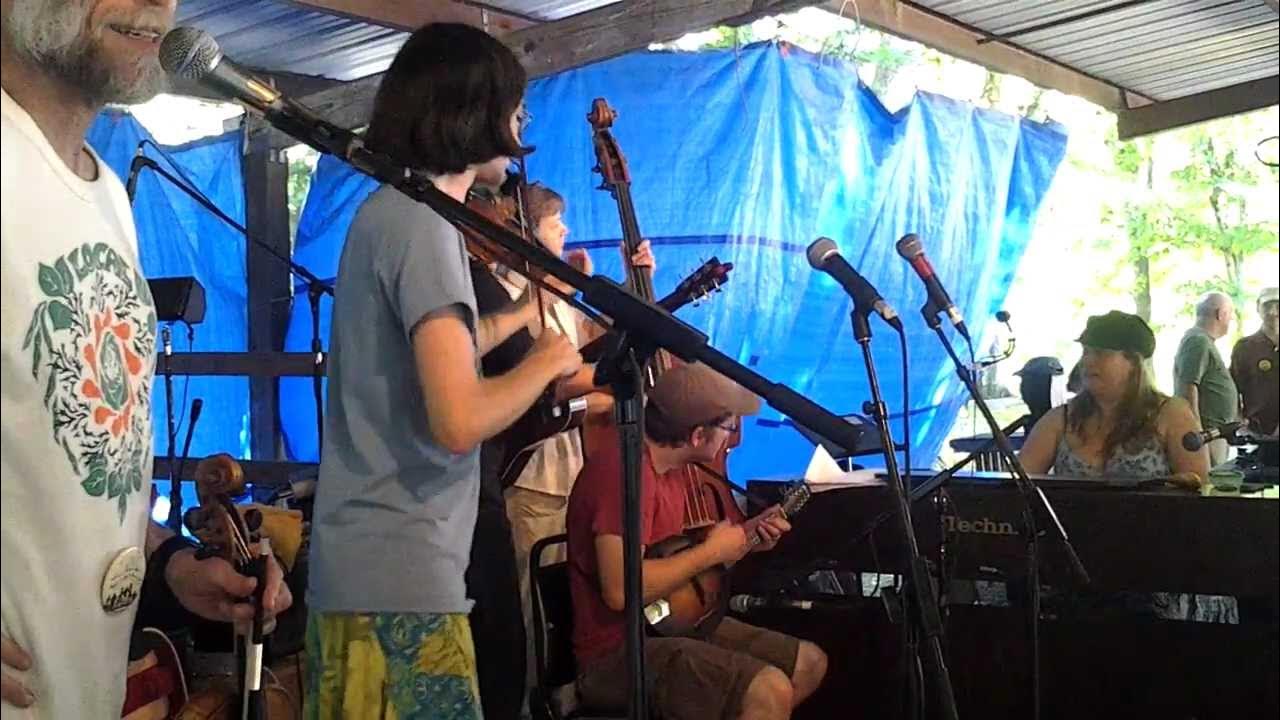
[585, 98, 748, 637]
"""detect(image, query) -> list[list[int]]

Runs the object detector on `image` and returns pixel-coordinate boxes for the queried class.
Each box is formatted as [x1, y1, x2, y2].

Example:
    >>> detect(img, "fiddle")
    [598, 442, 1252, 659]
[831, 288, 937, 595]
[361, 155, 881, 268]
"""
[178, 454, 297, 720]
[460, 168, 733, 489]
[464, 181, 594, 489]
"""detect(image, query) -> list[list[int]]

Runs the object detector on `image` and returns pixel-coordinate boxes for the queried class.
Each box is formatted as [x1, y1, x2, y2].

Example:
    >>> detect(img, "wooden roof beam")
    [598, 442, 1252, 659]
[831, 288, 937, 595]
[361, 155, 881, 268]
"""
[839, 0, 1135, 112]
[509, 0, 824, 79]
[1116, 75, 1279, 140]
[258, 0, 827, 147]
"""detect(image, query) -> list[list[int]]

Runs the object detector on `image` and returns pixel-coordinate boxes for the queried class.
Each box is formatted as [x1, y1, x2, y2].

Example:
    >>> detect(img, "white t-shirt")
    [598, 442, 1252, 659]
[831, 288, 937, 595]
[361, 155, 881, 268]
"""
[2, 90, 156, 719]
[499, 275, 585, 497]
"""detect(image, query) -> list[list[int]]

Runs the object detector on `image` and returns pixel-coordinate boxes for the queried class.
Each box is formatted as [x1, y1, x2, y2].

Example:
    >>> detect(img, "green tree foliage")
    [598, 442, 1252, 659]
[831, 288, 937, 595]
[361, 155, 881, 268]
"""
[286, 146, 319, 243]
[1168, 129, 1280, 328]
[1100, 134, 1175, 323]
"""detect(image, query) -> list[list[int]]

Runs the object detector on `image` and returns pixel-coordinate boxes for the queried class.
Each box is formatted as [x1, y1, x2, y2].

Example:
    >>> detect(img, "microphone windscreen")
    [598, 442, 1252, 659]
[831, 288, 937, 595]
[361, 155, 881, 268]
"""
[160, 27, 219, 79]
[895, 233, 923, 259]
[1182, 431, 1205, 452]
[806, 237, 838, 270]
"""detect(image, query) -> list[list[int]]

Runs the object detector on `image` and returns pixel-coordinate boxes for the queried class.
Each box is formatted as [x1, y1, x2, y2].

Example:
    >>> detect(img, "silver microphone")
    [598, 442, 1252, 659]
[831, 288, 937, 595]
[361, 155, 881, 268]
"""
[806, 237, 902, 330]
[729, 594, 815, 613]
[160, 27, 285, 115]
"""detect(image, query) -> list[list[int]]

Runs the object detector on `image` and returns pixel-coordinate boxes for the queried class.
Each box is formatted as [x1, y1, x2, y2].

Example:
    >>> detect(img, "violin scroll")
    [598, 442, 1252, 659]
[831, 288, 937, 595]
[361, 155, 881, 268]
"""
[194, 453, 246, 503]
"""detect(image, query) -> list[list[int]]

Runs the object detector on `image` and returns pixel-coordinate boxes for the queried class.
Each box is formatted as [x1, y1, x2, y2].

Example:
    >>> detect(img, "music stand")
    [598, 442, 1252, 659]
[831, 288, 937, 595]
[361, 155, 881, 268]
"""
[787, 414, 902, 469]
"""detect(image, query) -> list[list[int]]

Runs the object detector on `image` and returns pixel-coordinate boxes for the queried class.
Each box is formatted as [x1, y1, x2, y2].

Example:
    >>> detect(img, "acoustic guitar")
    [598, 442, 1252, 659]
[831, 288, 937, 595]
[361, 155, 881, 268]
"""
[643, 481, 812, 638]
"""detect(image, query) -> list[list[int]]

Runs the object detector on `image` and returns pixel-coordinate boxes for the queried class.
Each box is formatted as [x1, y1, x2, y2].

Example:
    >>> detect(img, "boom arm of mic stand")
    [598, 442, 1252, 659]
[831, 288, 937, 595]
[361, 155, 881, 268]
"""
[132, 156, 332, 453]
[131, 158, 333, 298]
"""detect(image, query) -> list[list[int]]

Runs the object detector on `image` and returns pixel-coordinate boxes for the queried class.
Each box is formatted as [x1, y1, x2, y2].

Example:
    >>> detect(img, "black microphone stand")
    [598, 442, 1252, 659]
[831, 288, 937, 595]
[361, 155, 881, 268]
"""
[922, 300, 1089, 720]
[161, 325, 181, 531]
[129, 155, 331, 452]
[849, 306, 958, 720]
[593, 337, 651, 720]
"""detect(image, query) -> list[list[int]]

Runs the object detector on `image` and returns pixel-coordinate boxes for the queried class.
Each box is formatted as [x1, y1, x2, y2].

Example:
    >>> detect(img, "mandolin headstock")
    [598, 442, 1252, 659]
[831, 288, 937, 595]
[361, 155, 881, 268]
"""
[779, 482, 812, 518]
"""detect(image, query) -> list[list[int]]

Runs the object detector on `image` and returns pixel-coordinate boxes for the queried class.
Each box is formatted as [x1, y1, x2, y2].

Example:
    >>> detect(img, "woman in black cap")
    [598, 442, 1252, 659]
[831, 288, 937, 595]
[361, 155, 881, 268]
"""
[1018, 311, 1236, 623]
[1019, 310, 1209, 486]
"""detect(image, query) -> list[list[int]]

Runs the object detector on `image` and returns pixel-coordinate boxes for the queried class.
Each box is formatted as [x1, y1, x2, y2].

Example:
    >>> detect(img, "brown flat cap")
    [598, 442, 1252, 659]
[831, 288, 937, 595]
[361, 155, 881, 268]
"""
[648, 362, 762, 427]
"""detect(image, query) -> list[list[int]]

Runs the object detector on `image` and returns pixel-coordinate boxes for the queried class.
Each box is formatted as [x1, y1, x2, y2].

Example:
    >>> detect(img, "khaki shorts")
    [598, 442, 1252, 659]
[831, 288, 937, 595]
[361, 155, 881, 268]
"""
[576, 618, 800, 720]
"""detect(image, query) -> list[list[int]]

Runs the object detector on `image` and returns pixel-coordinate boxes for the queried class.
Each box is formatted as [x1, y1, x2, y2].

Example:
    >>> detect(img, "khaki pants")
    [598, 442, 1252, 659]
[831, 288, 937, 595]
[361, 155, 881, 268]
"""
[576, 618, 800, 720]
[504, 486, 570, 684]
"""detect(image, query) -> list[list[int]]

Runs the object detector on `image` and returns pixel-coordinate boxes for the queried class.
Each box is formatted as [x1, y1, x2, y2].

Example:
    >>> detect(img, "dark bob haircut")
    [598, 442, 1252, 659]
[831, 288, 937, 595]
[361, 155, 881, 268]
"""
[364, 23, 528, 175]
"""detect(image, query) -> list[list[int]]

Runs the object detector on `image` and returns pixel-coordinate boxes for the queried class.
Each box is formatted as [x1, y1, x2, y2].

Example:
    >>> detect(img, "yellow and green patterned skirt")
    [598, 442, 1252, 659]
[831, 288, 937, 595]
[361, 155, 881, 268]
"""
[304, 611, 482, 720]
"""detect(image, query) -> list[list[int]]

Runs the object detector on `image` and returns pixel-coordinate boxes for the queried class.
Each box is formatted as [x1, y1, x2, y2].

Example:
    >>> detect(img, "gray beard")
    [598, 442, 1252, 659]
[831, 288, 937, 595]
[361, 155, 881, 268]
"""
[7, 1, 166, 106]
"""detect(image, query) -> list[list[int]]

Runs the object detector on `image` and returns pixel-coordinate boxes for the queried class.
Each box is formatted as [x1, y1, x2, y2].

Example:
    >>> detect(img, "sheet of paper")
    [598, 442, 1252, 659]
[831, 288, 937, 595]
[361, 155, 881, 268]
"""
[803, 446, 883, 491]
[803, 444, 846, 483]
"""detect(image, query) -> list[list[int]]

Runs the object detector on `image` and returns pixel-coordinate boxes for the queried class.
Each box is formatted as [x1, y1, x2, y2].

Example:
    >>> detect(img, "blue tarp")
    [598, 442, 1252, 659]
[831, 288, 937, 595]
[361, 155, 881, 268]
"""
[87, 112, 249, 516]
[279, 42, 1067, 479]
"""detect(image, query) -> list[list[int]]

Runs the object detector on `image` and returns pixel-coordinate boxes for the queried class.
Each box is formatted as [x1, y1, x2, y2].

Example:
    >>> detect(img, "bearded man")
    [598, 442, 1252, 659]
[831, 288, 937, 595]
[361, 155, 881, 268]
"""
[1, 2, 290, 717]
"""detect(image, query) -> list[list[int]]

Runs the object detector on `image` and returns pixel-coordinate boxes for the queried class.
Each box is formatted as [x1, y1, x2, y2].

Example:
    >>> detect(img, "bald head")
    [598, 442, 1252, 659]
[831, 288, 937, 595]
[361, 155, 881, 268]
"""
[1195, 291, 1234, 338]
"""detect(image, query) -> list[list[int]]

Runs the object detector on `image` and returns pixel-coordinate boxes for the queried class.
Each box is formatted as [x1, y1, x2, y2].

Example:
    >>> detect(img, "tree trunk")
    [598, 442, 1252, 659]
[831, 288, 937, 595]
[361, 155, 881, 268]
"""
[1132, 148, 1155, 322]
[1228, 250, 1246, 331]
[1135, 254, 1152, 322]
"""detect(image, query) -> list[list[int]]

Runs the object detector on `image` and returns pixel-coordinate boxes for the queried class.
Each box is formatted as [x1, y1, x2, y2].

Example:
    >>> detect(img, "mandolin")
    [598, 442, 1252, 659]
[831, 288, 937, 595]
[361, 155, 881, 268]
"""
[643, 482, 812, 638]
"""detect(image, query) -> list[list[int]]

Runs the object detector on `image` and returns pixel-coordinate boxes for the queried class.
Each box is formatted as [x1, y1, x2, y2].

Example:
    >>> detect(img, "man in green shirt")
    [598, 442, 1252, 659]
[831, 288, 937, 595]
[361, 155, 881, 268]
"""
[1174, 292, 1239, 465]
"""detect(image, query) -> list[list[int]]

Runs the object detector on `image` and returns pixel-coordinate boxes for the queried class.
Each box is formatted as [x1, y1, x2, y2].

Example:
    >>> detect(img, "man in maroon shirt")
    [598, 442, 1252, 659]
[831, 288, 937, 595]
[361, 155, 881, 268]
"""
[566, 363, 827, 720]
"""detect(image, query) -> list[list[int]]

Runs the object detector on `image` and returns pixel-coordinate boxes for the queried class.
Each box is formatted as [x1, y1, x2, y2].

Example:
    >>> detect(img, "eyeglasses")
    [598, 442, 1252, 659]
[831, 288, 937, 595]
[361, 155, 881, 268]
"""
[712, 420, 739, 434]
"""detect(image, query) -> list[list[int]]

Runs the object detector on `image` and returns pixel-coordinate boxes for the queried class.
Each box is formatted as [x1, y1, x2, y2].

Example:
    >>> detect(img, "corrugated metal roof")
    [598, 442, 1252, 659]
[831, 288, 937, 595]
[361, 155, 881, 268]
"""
[178, 0, 1276, 104]
[175, 0, 622, 81]
[177, 0, 407, 80]
[915, 0, 1279, 102]
[483, 0, 620, 21]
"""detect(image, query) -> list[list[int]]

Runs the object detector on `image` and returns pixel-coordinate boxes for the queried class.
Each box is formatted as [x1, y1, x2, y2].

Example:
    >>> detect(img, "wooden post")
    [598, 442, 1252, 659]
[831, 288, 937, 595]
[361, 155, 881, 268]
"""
[242, 146, 292, 460]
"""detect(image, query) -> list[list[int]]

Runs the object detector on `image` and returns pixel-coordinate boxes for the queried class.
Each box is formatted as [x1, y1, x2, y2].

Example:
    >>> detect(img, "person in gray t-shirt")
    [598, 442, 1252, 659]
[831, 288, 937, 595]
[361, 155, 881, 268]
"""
[1174, 292, 1239, 465]
[304, 23, 582, 719]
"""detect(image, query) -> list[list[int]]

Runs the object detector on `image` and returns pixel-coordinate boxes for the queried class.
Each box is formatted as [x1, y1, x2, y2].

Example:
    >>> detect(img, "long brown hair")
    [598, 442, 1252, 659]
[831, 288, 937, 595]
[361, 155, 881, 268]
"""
[1067, 350, 1168, 461]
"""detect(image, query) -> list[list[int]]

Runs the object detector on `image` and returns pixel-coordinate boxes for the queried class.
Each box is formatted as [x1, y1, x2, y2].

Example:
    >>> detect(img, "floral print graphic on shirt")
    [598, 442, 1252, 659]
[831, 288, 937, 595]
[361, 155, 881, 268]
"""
[21, 242, 156, 522]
